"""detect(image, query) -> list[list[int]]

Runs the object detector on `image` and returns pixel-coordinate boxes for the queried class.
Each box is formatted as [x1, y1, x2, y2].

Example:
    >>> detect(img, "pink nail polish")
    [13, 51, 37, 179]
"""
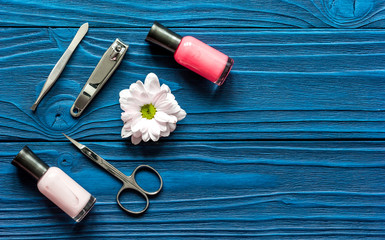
[12, 146, 96, 222]
[146, 22, 234, 86]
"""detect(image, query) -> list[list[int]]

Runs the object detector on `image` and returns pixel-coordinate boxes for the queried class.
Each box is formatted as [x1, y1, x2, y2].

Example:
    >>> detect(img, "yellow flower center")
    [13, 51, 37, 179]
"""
[141, 103, 157, 119]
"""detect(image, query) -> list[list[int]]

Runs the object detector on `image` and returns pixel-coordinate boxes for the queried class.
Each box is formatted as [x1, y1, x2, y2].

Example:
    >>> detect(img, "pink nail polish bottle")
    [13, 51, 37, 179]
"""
[146, 22, 234, 86]
[12, 146, 96, 222]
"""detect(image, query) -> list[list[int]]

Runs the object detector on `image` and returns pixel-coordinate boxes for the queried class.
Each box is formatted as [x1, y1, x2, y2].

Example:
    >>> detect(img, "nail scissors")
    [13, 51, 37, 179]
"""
[63, 134, 163, 214]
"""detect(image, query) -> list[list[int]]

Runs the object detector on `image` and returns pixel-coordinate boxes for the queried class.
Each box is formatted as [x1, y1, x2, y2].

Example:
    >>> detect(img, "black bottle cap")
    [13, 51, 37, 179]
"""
[145, 21, 183, 53]
[12, 146, 49, 180]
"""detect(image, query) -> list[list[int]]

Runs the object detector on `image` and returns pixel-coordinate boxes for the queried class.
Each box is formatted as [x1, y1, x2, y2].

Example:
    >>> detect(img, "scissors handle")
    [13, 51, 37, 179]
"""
[116, 165, 163, 214]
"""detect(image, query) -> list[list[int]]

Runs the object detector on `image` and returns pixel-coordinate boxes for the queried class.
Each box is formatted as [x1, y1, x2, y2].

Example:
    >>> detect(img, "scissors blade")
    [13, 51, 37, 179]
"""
[31, 23, 89, 111]
[62, 133, 85, 150]
[62, 133, 129, 183]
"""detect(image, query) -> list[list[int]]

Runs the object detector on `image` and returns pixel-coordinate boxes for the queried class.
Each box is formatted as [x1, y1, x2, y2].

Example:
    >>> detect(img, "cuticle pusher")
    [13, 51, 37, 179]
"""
[31, 22, 89, 111]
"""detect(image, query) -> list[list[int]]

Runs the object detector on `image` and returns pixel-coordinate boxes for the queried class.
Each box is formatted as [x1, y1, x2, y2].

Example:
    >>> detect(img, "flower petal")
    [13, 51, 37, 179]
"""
[160, 126, 171, 137]
[175, 109, 187, 121]
[120, 101, 141, 113]
[166, 92, 175, 101]
[133, 130, 142, 138]
[130, 80, 146, 93]
[142, 131, 150, 142]
[122, 113, 141, 126]
[140, 119, 149, 134]
[131, 117, 145, 133]
[120, 96, 149, 110]
[152, 90, 168, 107]
[149, 119, 160, 141]
[157, 100, 181, 115]
[131, 135, 142, 145]
[154, 111, 174, 123]
[155, 100, 174, 113]
[168, 122, 176, 132]
[129, 81, 150, 104]
[160, 84, 171, 93]
[168, 102, 182, 114]
[157, 121, 167, 132]
[121, 112, 131, 122]
[144, 73, 161, 94]
[119, 89, 133, 99]
[121, 124, 132, 138]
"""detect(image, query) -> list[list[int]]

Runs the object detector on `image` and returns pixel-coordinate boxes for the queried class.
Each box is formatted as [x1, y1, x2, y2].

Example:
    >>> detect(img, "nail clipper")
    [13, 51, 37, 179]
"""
[70, 38, 128, 117]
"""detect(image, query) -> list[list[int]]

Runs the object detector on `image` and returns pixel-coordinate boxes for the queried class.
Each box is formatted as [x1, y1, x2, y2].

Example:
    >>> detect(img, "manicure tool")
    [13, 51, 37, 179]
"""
[70, 39, 128, 117]
[31, 23, 89, 111]
[63, 134, 163, 214]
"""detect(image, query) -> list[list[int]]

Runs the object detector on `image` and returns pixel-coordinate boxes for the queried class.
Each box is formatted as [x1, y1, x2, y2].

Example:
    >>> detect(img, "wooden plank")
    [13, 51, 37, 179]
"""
[1, 141, 385, 238]
[0, 28, 384, 141]
[0, 0, 384, 28]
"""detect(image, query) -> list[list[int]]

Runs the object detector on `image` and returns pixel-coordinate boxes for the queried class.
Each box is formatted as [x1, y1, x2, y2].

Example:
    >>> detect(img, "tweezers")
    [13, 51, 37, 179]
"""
[31, 23, 89, 111]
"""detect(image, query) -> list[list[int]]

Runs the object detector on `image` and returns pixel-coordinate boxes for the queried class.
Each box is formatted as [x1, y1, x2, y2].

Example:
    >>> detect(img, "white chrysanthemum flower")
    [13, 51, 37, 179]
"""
[119, 73, 186, 145]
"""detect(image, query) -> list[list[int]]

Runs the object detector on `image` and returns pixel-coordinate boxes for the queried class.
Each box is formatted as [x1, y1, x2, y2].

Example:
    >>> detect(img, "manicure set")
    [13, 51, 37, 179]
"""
[12, 22, 234, 222]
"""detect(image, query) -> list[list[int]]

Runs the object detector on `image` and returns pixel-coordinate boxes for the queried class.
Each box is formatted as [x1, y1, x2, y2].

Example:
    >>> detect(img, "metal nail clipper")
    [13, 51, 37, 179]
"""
[31, 23, 89, 111]
[70, 38, 128, 117]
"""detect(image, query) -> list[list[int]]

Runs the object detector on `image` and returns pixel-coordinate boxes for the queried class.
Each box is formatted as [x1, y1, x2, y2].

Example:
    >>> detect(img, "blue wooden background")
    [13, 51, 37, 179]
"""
[1, 0, 385, 239]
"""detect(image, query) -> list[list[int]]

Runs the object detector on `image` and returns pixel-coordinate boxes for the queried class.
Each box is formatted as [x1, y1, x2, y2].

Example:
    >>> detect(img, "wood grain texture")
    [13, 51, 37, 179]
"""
[1, 141, 385, 239]
[0, 0, 384, 28]
[1, 0, 384, 238]
[0, 28, 384, 141]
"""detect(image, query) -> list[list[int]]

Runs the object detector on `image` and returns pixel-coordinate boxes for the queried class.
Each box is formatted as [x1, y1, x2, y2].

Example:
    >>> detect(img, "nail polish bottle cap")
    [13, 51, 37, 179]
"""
[12, 146, 49, 180]
[145, 21, 182, 53]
